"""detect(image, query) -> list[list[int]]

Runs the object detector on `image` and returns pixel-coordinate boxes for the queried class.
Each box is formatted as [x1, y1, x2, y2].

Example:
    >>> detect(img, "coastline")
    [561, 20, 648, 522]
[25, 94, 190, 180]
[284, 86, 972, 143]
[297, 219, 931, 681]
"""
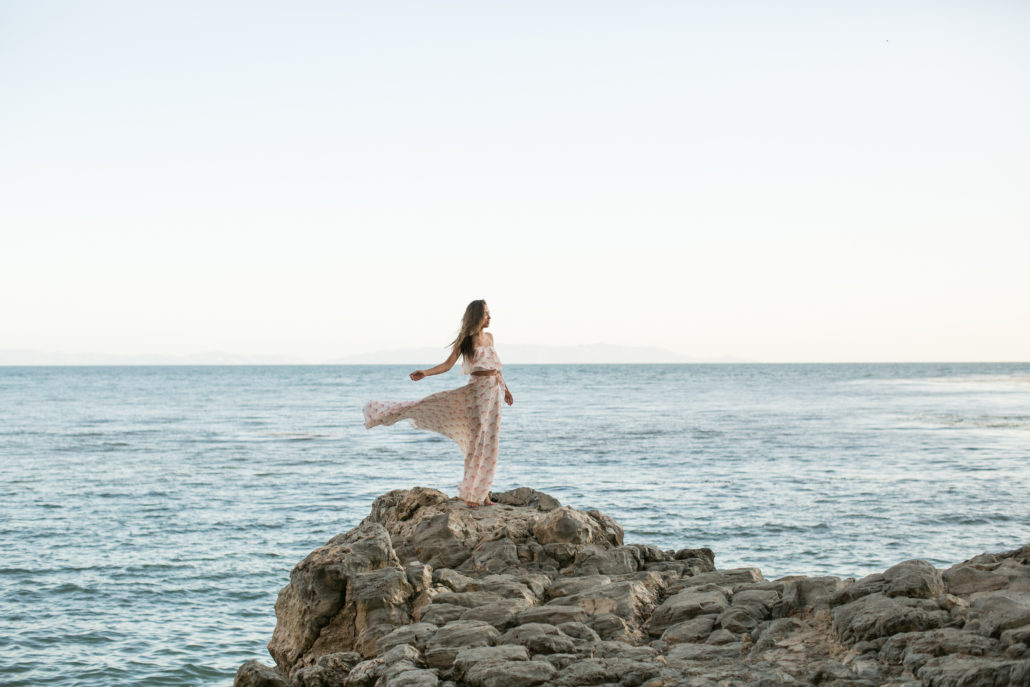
[235, 487, 1030, 687]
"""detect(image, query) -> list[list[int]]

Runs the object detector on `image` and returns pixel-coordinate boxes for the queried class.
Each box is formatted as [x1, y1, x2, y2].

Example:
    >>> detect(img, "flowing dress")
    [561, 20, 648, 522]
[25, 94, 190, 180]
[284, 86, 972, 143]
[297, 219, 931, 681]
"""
[362, 346, 505, 503]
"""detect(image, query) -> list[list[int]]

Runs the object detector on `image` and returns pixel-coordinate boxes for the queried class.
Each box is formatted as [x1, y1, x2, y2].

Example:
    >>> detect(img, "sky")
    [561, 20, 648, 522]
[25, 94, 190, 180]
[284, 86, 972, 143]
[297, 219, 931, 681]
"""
[1, 1, 1027, 363]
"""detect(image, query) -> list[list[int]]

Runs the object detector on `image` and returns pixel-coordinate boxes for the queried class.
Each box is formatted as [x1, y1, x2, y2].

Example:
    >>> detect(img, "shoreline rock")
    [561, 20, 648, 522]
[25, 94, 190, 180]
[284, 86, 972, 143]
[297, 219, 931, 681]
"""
[236, 487, 1030, 687]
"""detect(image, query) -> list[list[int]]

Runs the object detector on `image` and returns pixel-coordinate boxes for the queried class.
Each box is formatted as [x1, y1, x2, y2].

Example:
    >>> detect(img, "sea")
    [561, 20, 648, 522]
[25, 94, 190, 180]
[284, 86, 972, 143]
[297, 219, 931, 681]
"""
[1, 362, 1028, 685]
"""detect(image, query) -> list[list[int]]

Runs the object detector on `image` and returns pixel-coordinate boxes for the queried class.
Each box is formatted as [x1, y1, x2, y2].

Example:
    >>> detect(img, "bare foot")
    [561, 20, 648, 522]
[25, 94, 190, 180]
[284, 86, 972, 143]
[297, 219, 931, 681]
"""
[465, 501, 480, 508]
[484, 497, 496, 506]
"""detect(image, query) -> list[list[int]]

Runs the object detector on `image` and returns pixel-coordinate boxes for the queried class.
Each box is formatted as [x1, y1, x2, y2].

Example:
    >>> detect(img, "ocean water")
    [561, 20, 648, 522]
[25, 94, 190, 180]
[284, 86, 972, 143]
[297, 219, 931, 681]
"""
[1, 362, 1028, 685]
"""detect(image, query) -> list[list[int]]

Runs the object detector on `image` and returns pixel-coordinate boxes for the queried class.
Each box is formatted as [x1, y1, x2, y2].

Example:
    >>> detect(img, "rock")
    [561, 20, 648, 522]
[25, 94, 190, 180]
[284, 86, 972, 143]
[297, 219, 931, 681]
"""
[452, 644, 530, 681]
[570, 544, 640, 575]
[460, 599, 532, 629]
[647, 587, 729, 636]
[667, 568, 763, 594]
[558, 578, 660, 626]
[424, 620, 499, 669]
[916, 655, 1030, 687]
[434, 568, 475, 592]
[515, 604, 589, 627]
[376, 624, 438, 654]
[268, 522, 400, 670]
[238, 487, 1030, 687]
[532, 507, 621, 547]
[234, 660, 288, 687]
[305, 566, 415, 659]
[833, 593, 949, 644]
[880, 628, 997, 664]
[464, 659, 557, 687]
[546, 575, 613, 600]
[417, 603, 466, 626]
[772, 576, 847, 618]
[965, 591, 1030, 638]
[500, 623, 578, 654]
[660, 615, 717, 644]
[883, 559, 946, 599]
[292, 652, 363, 687]
[666, 641, 742, 664]
[492, 487, 561, 512]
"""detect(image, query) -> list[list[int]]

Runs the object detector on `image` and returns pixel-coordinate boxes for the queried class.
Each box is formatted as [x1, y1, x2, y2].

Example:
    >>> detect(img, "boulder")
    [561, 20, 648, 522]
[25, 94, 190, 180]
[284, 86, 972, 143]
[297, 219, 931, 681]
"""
[532, 507, 620, 547]
[234, 660, 288, 687]
[647, 587, 730, 636]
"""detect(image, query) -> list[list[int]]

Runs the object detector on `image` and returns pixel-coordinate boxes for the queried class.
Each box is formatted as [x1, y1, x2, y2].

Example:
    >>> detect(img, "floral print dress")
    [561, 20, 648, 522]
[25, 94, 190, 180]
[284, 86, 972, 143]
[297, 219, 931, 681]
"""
[363, 346, 504, 503]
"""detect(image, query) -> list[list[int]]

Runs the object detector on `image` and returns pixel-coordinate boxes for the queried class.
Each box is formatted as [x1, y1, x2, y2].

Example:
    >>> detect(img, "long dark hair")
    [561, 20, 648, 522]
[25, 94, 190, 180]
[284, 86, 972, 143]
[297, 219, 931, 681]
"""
[449, 300, 487, 362]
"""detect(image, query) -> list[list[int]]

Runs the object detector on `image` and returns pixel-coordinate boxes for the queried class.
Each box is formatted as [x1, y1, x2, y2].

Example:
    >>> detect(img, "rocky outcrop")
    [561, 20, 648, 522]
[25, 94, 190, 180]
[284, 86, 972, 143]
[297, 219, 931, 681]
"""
[236, 487, 1030, 687]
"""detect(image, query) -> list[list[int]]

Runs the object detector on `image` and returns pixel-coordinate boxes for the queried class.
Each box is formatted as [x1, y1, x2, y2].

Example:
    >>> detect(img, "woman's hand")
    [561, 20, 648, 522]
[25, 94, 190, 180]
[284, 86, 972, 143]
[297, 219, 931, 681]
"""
[504, 388, 514, 406]
[410, 370, 426, 381]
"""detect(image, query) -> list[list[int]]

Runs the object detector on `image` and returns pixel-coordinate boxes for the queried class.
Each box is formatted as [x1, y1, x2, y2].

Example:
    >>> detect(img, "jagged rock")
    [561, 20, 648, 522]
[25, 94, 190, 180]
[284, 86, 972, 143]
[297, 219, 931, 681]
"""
[546, 575, 613, 600]
[833, 592, 949, 643]
[492, 487, 561, 512]
[376, 623, 438, 654]
[532, 507, 621, 547]
[964, 591, 1030, 637]
[499, 622, 578, 654]
[240, 487, 1030, 687]
[417, 603, 466, 626]
[434, 568, 475, 592]
[459, 598, 531, 629]
[292, 652, 363, 686]
[268, 522, 401, 671]
[647, 586, 730, 636]
[515, 604, 589, 626]
[463, 659, 556, 687]
[452, 644, 530, 681]
[234, 660, 288, 687]
[660, 615, 717, 645]
[424, 620, 499, 669]
[916, 655, 1030, 687]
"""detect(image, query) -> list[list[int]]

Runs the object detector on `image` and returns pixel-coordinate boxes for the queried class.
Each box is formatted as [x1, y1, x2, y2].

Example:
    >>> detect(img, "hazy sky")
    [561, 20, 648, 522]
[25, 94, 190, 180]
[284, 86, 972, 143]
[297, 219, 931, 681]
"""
[1, 1, 1027, 362]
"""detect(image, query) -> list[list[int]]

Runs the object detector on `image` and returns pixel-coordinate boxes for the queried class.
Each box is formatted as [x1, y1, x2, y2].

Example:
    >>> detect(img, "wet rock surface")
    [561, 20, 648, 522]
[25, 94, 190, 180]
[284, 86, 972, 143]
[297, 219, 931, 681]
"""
[236, 487, 1030, 686]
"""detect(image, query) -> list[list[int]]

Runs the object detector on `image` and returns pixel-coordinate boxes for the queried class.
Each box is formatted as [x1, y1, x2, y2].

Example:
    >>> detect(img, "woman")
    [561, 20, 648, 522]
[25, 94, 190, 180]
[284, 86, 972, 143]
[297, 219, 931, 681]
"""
[363, 300, 514, 507]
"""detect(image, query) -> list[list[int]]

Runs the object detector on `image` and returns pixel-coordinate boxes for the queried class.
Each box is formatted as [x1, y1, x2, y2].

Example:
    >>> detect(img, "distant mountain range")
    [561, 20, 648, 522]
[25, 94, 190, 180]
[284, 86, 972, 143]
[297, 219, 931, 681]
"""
[0, 349, 303, 365]
[0, 344, 748, 366]
[327, 343, 747, 364]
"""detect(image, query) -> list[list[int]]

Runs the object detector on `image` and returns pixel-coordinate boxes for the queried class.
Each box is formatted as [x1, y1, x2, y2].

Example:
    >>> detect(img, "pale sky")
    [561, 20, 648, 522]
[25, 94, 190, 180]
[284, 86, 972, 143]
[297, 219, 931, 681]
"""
[1, 1, 1027, 363]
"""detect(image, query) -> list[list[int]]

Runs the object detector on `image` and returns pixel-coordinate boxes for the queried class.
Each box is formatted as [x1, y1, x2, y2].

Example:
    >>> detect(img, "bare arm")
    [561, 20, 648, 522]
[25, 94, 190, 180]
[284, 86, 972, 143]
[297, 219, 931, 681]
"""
[410, 345, 460, 381]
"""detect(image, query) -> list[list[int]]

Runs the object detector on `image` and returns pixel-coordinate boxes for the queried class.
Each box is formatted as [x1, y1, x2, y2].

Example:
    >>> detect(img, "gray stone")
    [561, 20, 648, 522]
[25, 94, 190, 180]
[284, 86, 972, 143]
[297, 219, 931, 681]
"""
[772, 576, 846, 617]
[546, 575, 613, 600]
[647, 587, 729, 636]
[460, 538, 521, 574]
[916, 655, 1030, 687]
[572, 544, 640, 576]
[553, 658, 619, 685]
[383, 669, 439, 687]
[558, 579, 659, 625]
[532, 507, 617, 547]
[493, 487, 561, 512]
[966, 591, 1030, 638]
[706, 628, 737, 645]
[460, 599, 531, 630]
[376, 623, 439, 653]
[669, 568, 763, 594]
[412, 512, 473, 569]
[586, 509, 625, 547]
[883, 559, 945, 599]
[292, 652, 363, 687]
[666, 641, 742, 664]
[516, 605, 588, 627]
[424, 620, 499, 669]
[452, 644, 530, 681]
[418, 603, 466, 626]
[833, 593, 949, 644]
[880, 628, 997, 664]
[660, 615, 717, 645]
[431, 591, 505, 609]
[588, 613, 635, 641]
[464, 659, 557, 687]
[556, 621, 601, 642]
[434, 568, 475, 592]
[465, 574, 538, 603]
[268, 522, 400, 670]
[499, 623, 577, 654]
[234, 660, 288, 687]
